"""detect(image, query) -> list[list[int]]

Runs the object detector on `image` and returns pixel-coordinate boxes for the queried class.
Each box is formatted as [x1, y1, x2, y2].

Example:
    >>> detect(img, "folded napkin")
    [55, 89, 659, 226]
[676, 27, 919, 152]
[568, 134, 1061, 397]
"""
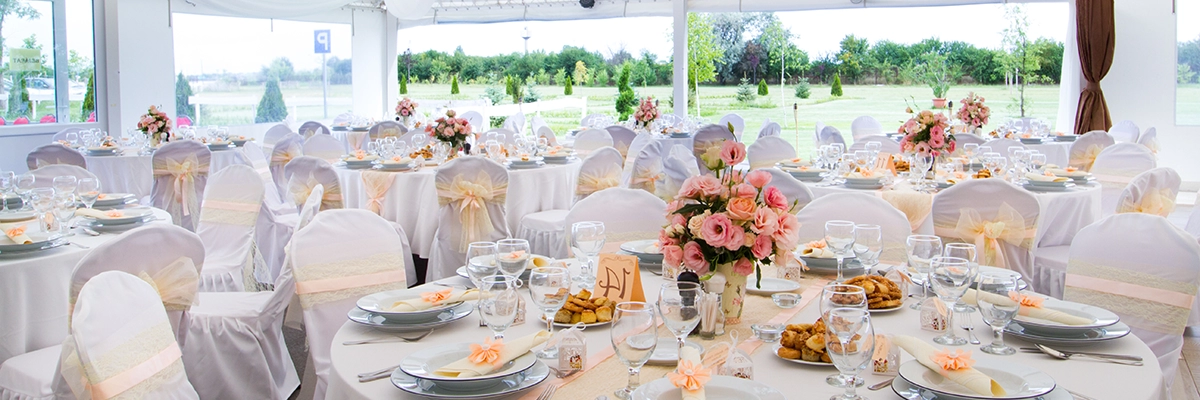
[1025, 172, 1069, 183]
[1046, 167, 1087, 177]
[434, 330, 552, 378]
[780, 158, 812, 167]
[782, 165, 823, 173]
[962, 289, 1093, 326]
[75, 208, 125, 220]
[800, 241, 836, 258]
[667, 346, 711, 400]
[387, 288, 480, 312]
[846, 170, 884, 180]
[383, 156, 413, 165]
[344, 150, 378, 161]
[892, 335, 1005, 397]
[1, 223, 32, 244]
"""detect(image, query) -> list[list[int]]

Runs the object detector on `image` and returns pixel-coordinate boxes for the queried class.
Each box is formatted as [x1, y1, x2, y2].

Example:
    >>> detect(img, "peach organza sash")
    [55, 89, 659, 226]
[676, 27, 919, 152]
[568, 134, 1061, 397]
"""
[436, 174, 507, 252]
[136, 257, 201, 312]
[289, 175, 343, 210]
[881, 190, 933, 232]
[630, 165, 664, 195]
[269, 142, 302, 167]
[292, 251, 408, 308]
[1117, 189, 1176, 217]
[577, 170, 620, 196]
[347, 132, 368, 151]
[936, 203, 1036, 271]
[152, 155, 208, 218]
[1065, 260, 1197, 335]
[1069, 145, 1103, 171]
[362, 170, 397, 214]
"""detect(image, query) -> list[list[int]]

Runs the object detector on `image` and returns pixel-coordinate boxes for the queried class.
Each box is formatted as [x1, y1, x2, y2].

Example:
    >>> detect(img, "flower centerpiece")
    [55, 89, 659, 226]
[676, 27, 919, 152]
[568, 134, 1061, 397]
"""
[425, 109, 471, 155]
[137, 105, 172, 146]
[395, 98, 418, 125]
[633, 97, 659, 130]
[956, 92, 990, 133]
[899, 107, 955, 157]
[658, 140, 802, 324]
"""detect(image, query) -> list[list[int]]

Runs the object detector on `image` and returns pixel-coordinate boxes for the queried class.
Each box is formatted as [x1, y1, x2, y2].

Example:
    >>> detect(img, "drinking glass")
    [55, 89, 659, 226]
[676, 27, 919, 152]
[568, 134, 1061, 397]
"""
[52, 176, 78, 201]
[851, 224, 882, 270]
[943, 242, 978, 311]
[977, 272, 1021, 355]
[411, 133, 427, 148]
[905, 235, 942, 309]
[31, 188, 56, 233]
[1029, 153, 1047, 172]
[77, 179, 101, 210]
[658, 281, 702, 353]
[962, 143, 980, 167]
[16, 173, 36, 211]
[929, 256, 975, 346]
[54, 193, 77, 236]
[852, 150, 871, 171]
[865, 142, 882, 159]
[528, 266, 571, 358]
[0, 171, 15, 212]
[824, 221, 855, 282]
[479, 275, 520, 340]
[465, 242, 499, 288]
[820, 284, 867, 320]
[66, 131, 80, 147]
[824, 308, 875, 400]
[610, 302, 658, 399]
[571, 221, 605, 286]
[367, 141, 380, 156]
[496, 238, 531, 280]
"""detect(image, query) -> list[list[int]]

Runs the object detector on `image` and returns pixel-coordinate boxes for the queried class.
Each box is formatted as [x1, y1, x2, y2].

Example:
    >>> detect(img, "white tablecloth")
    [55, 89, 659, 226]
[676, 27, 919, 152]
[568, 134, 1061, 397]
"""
[85, 147, 249, 199]
[335, 160, 582, 257]
[1027, 141, 1072, 167]
[325, 261, 1162, 400]
[0, 208, 172, 364]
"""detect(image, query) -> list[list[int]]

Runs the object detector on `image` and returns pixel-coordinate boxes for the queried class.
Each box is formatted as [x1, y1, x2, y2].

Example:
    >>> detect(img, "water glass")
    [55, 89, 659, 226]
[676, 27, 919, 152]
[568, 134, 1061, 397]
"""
[929, 256, 975, 346]
[0, 171, 15, 212]
[479, 275, 520, 340]
[943, 243, 978, 311]
[824, 221, 855, 282]
[851, 224, 882, 269]
[77, 179, 101, 210]
[824, 308, 875, 400]
[496, 238, 531, 280]
[905, 235, 942, 309]
[31, 188, 56, 232]
[977, 272, 1021, 355]
[658, 281, 702, 354]
[528, 266, 571, 358]
[820, 284, 867, 321]
[52, 176, 78, 201]
[53, 193, 76, 235]
[16, 173, 35, 211]
[571, 221, 605, 287]
[610, 302, 658, 399]
[865, 142, 882, 159]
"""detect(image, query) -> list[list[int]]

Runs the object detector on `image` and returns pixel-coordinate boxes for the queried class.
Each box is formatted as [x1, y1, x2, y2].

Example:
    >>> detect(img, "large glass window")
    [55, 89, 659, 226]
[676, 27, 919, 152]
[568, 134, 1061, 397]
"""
[1179, 0, 1199, 125]
[0, 0, 96, 127]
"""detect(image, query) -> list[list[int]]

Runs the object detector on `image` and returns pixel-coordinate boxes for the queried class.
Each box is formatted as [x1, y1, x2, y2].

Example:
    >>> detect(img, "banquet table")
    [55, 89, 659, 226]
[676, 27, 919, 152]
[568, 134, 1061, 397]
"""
[1026, 142, 1071, 167]
[84, 146, 250, 199]
[0, 208, 172, 364]
[335, 161, 582, 257]
[325, 259, 1162, 400]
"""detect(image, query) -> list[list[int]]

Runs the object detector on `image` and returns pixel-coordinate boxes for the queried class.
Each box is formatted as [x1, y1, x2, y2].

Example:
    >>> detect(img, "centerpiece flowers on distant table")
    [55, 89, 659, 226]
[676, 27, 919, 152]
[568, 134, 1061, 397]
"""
[137, 105, 172, 146]
[899, 108, 956, 157]
[956, 92, 990, 133]
[658, 140, 802, 323]
[425, 109, 472, 155]
[395, 98, 418, 125]
[633, 97, 659, 130]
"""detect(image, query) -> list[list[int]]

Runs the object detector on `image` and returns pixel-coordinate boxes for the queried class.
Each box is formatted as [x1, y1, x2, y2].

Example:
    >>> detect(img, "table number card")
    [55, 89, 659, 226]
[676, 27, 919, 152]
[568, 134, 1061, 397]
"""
[594, 254, 644, 303]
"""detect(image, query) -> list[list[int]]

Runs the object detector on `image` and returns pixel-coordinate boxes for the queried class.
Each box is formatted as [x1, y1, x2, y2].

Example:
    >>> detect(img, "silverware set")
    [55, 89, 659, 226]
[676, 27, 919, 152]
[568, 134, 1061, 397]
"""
[1021, 344, 1143, 365]
[342, 329, 434, 346]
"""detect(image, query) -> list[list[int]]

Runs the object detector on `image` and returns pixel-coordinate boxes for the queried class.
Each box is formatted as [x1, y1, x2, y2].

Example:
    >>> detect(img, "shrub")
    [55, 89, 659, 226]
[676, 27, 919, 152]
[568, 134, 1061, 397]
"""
[482, 86, 505, 105]
[564, 75, 573, 95]
[757, 79, 769, 96]
[450, 75, 460, 95]
[594, 69, 610, 87]
[794, 78, 811, 99]
[735, 78, 757, 103]
[174, 73, 193, 120]
[504, 76, 515, 97]
[399, 73, 408, 94]
[510, 80, 524, 104]
[831, 74, 843, 97]
[6, 74, 30, 120]
[524, 82, 540, 103]
[82, 73, 96, 120]
[615, 64, 636, 120]
[489, 116, 506, 128]
[254, 78, 288, 123]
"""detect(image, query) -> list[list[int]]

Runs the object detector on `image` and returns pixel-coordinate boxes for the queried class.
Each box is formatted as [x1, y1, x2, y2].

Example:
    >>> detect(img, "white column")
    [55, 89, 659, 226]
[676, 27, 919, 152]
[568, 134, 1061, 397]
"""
[101, 0, 176, 135]
[351, 9, 399, 119]
[672, 0, 687, 117]
[1054, 0, 1081, 135]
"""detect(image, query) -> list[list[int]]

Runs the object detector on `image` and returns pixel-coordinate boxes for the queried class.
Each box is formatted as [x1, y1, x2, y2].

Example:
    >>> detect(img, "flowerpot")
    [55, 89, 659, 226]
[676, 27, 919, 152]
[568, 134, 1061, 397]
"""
[715, 263, 748, 325]
[932, 98, 948, 109]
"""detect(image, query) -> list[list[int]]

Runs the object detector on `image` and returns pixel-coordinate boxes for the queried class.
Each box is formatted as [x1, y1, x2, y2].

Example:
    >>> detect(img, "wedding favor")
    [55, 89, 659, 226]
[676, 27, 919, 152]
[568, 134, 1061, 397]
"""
[871, 334, 899, 376]
[919, 297, 949, 332]
[718, 333, 753, 380]
[555, 323, 587, 372]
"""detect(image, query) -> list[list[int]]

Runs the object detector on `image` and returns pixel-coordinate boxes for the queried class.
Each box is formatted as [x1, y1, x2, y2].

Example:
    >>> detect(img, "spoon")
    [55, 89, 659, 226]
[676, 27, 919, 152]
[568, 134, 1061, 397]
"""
[868, 378, 894, 391]
[1033, 344, 1143, 366]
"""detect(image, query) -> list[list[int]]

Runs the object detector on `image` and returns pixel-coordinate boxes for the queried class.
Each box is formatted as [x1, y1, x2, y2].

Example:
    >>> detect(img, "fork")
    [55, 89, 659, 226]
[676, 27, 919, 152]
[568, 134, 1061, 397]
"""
[357, 364, 401, 382]
[536, 383, 559, 400]
[957, 308, 981, 345]
[342, 329, 434, 346]
[1066, 389, 1097, 400]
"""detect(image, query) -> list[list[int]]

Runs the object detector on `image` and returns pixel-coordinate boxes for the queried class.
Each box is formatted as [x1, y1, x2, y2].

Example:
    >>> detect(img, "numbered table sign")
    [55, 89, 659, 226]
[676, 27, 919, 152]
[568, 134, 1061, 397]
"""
[593, 254, 645, 303]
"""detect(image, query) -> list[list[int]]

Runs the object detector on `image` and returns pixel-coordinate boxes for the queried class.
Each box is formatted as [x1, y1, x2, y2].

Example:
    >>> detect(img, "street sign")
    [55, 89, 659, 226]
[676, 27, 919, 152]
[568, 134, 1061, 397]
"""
[314, 30, 331, 54]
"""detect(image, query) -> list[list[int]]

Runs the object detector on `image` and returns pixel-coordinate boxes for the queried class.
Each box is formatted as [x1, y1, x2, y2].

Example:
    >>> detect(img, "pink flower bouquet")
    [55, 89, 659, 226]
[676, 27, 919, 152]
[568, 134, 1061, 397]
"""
[136, 105, 172, 144]
[899, 109, 956, 157]
[956, 92, 990, 131]
[632, 97, 659, 129]
[395, 98, 418, 118]
[425, 109, 472, 150]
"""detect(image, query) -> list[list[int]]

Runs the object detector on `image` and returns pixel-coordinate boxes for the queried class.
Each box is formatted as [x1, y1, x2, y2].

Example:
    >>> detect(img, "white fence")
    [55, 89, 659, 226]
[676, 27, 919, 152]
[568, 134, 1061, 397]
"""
[187, 95, 587, 127]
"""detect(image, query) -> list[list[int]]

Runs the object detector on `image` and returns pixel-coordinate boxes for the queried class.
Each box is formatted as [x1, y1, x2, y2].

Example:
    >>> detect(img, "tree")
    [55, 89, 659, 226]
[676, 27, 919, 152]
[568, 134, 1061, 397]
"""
[594, 69, 610, 87]
[1000, 4, 1041, 117]
[1181, 37, 1200, 81]
[450, 74, 460, 94]
[81, 73, 95, 120]
[5, 73, 29, 120]
[262, 57, 295, 82]
[757, 78, 769, 96]
[1181, 64, 1198, 84]
[910, 51, 955, 100]
[0, 0, 40, 57]
[831, 74, 843, 97]
[736, 78, 757, 103]
[175, 72, 194, 120]
[572, 61, 590, 88]
[254, 79, 287, 123]
[760, 18, 799, 105]
[836, 34, 869, 84]
[615, 64, 636, 121]
[505, 75, 515, 97]
[686, 13, 723, 115]
[564, 75, 573, 95]
[399, 72, 408, 94]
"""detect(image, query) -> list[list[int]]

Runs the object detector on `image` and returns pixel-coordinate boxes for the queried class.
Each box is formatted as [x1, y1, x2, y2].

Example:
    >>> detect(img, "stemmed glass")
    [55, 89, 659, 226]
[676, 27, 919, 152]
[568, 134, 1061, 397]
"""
[658, 281, 702, 353]
[865, 142, 882, 160]
[852, 224, 882, 271]
[906, 235, 942, 310]
[478, 275, 520, 340]
[16, 174, 35, 211]
[944, 243, 979, 312]
[977, 272, 1021, 355]
[610, 301, 658, 399]
[0, 171, 15, 212]
[528, 266, 571, 358]
[466, 242, 499, 324]
[77, 179, 100, 210]
[1029, 153, 1047, 173]
[65, 131, 80, 148]
[571, 221, 605, 287]
[496, 238, 531, 282]
[962, 143, 980, 171]
[824, 221, 856, 282]
[929, 256, 975, 346]
[30, 188, 56, 233]
[52, 176, 78, 201]
[54, 193, 77, 236]
[824, 308, 876, 400]
[819, 283, 868, 388]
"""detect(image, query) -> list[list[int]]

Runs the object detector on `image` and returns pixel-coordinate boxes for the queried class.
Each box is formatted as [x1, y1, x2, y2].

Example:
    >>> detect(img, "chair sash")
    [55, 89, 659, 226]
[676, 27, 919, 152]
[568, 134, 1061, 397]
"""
[935, 203, 1036, 271]
[1117, 188, 1176, 217]
[576, 169, 620, 196]
[630, 164, 665, 196]
[199, 199, 261, 227]
[880, 190, 933, 232]
[362, 170, 397, 214]
[269, 142, 303, 168]
[60, 322, 186, 400]
[288, 174, 343, 211]
[436, 173, 508, 252]
[69, 257, 200, 326]
[293, 251, 408, 309]
[347, 131, 368, 151]
[1069, 144, 1103, 171]
[152, 155, 209, 219]
[1065, 259, 1196, 335]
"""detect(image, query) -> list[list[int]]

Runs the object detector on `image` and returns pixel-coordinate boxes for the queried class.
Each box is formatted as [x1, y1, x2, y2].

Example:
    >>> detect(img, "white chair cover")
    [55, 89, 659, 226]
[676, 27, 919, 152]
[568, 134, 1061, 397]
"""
[302, 134, 346, 163]
[761, 168, 815, 211]
[30, 165, 97, 188]
[980, 139, 1027, 163]
[151, 141, 212, 232]
[268, 132, 305, 200]
[196, 165, 265, 292]
[1187, 205, 1200, 241]
[692, 124, 737, 173]
[605, 125, 637, 158]
[369, 121, 406, 140]
[483, 128, 519, 147]
[581, 113, 612, 128]
[621, 133, 654, 176]
[1064, 213, 1200, 393]
[1109, 120, 1139, 143]
[661, 144, 700, 201]
[1137, 127, 1159, 154]
[747, 136, 796, 169]
[626, 141, 667, 198]
[563, 187, 667, 254]
[27, 144, 86, 171]
[1068, 130, 1116, 171]
[283, 156, 343, 211]
[847, 135, 902, 154]
[795, 193, 912, 264]
[331, 113, 353, 127]
[1092, 143, 1157, 216]
[817, 126, 846, 146]
[573, 128, 614, 155]
[517, 147, 624, 258]
[504, 113, 526, 135]
[530, 114, 548, 135]
[428, 157, 509, 280]
[297, 184, 324, 231]
[953, 133, 987, 147]
[1115, 167, 1180, 217]
[298, 121, 331, 139]
[460, 111, 484, 133]
[49, 128, 84, 142]
[718, 114, 744, 140]
[931, 179, 1042, 292]
[261, 124, 293, 157]
[243, 140, 296, 283]
[850, 116, 884, 141]
[757, 122, 782, 139]
[813, 121, 826, 146]
[537, 126, 558, 146]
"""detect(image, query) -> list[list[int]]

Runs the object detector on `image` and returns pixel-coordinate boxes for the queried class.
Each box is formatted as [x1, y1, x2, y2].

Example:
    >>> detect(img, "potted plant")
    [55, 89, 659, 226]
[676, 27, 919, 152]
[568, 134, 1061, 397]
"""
[914, 51, 953, 109]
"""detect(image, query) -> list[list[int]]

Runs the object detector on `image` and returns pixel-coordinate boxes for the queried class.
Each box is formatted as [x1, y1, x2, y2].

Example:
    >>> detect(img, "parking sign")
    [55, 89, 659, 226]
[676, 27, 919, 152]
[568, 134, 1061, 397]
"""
[314, 30, 331, 54]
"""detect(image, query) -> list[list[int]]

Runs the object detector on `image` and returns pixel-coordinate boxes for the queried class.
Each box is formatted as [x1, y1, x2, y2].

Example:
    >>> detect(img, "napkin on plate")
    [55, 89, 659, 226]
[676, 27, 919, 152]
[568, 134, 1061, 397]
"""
[667, 346, 711, 400]
[800, 241, 836, 258]
[892, 335, 1006, 397]
[433, 330, 552, 378]
[1045, 166, 1087, 177]
[1, 223, 32, 244]
[846, 170, 883, 180]
[387, 288, 480, 312]
[962, 289, 1093, 326]
[1025, 172, 1070, 183]
[75, 209, 125, 220]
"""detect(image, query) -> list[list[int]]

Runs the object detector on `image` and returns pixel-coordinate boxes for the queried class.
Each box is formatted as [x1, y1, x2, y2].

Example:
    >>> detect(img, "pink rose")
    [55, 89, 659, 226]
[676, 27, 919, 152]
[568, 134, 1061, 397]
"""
[763, 186, 789, 210]
[690, 175, 724, 198]
[662, 244, 684, 268]
[733, 257, 755, 276]
[677, 177, 702, 199]
[658, 229, 679, 247]
[666, 200, 685, 214]
[670, 213, 687, 227]
[914, 142, 931, 154]
[752, 207, 778, 236]
[746, 170, 772, 188]
[732, 183, 757, 198]
[727, 197, 757, 221]
[752, 232, 773, 259]
[722, 170, 744, 186]
[719, 140, 747, 166]
[929, 133, 945, 150]
[722, 223, 745, 251]
[772, 213, 801, 250]
[700, 213, 737, 249]
[947, 140, 957, 153]
[683, 242, 710, 275]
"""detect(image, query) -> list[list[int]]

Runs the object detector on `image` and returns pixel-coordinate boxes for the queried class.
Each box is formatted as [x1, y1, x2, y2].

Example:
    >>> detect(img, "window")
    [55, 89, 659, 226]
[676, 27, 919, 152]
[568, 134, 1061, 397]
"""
[1179, 0, 1200, 125]
[0, 0, 97, 127]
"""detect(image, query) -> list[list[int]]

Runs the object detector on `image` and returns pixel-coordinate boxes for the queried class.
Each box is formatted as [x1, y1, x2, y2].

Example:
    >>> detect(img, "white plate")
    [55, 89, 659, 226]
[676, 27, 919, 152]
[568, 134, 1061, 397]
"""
[508, 156, 544, 164]
[400, 344, 538, 389]
[206, 143, 234, 151]
[799, 255, 858, 270]
[899, 359, 1056, 400]
[540, 314, 611, 329]
[1006, 321, 1131, 345]
[91, 193, 136, 207]
[375, 163, 413, 171]
[844, 183, 884, 190]
[646, 338, 705, 365]
[1012, 298, 1119, 333]
[893, 374, 1072, 400]
[1026, 179, 1072, 187]
[0, 231, 63, 252]
[869, 304, 904, 313]
[1022, 183, 1075, 192]
[391, 360, 548, 399]
[771, 343, 835, 367]
[845, 177, 884, 185]
[747, 278, 801, 295]
[0, 210, 36, 223]
[620, 240, 662, 258]
[346, 302, 473, 332]
[78, 208, 155, 225]
[508, 161, 545, 170]
[632, 375, 784, 400]
[357, 288, 467, 323]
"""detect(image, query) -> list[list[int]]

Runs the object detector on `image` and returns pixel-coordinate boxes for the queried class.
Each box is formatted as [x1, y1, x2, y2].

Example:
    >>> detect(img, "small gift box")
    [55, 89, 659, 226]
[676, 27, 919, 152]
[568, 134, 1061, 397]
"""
[919, 297, 949, 332]
[884, 268, 911, 299]
[871, 334, 899, 376]
[717, 333, 753, 380]
[555, 323, 587, 372]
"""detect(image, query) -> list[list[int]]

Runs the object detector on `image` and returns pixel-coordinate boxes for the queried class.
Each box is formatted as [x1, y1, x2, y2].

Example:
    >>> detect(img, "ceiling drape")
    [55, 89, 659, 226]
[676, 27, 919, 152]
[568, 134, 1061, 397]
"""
[1072, 0, 1115, 135]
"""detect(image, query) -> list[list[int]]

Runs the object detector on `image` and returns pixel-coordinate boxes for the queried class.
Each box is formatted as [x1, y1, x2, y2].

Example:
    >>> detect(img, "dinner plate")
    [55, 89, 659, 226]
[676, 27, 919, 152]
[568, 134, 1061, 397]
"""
[231, 139, 249, 146]
[92, 193, 136, 207]
[79, 208, 155, 225]
[82, 217, 152, 232]
[845, 177, 884, 186]
[892, 374, 1072, 400]
[376, 163, 413, 172]
[0, 210, 36, 223]
[1026, 180, 1072, 187]
[1005, 321, 1131, 345]
[86, 149, 119, 156]
[631, 375, 785, 400]
[508, 161, 545, 170]
[844, 182, 884, 190]
[645, 338, 705, 365]
[1019, 138, 1045, 145]
[0, 231, 64, 252]
[777, 161, 813, 169]
[357, 289, 467, 323]
[391, 360, 548, 399]
[1022, 183, 1075, 192]
[346, 303, 473, 332]
[542, 315, 611, 329]
[799, 255, 859, 270]
[508, 156, 544, 165]
[1012, 298, 1119, 333]
[669, 133, 691, 138]
[620, 240, 663, 260]
[1054, 135, 1077, 142]
[899, 359, 1056, 400]
[771, 344, 835, 367]
[206, 143, 234, 151]
[543, 157, 576, 164]
[400, 344, 538, 390]
[747, 277, 801, 295]
[869, 304, 904, 313]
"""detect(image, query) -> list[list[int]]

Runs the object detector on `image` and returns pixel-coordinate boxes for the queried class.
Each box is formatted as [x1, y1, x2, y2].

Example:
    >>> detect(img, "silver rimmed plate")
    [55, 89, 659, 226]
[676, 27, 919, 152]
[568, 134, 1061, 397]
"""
[0, 231, 65, 253]
[539, 314, 611, 329]
[632, 375, 785, 400]
[1054, 135, 1077, 142]
[400, 344, 538, 391]
[646, 338, 704, 365]
[78, 207, 155, 225]
[86, 147, 119, 156]
[845, 177, 884, 186]
[899, 359, 1056, 400]
[1006, 321, 1131, 345]
[231, 139, 250, 147]
[747, 278, 801, 295]
[543, 156, 576, 165]
[669, 132, 691, 138]
[508, 161, 545, 170]
[376, 163, 413, 172]
[342, 158, 377, 169]
[620, 239, 662, 261]
[0, 210, 36, 223]
[799, 255, 857, 270]
[1023, 183, 1075, 192]
[1012, 298, 1119, 334]
[1027, 179, 1073, 187]
[91, 193, 136, 207]
[771, 343, 835, 367]
[508, 156, 544, 165]
[893, 374, 1071, 400]
[1020, 138, 1046, 145]
[869, 304, 904, 313]
[206, 143, 234, 151]
[347, 302, 473, 332]
[357, 288, 467, 323]
[391, 360, 548, 399]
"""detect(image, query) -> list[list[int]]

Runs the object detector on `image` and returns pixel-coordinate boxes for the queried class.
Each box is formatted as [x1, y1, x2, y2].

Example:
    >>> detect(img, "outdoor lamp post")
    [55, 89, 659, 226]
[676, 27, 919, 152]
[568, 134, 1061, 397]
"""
[522, 27, 531, 54]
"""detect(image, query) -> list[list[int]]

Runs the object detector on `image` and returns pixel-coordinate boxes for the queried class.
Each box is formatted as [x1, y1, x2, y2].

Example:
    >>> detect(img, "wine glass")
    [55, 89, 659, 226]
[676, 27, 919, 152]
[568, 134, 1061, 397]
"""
[658, 281, 701, 354]
[820, 284, 867, 321]
[943, 243, 979, 312]
[1029, 153, 1047, 172]
[929, 256, 975, 346]
[610, 301, 658, 399]
[77, 179, 100, 210]
[0, 171, 15, 212]
[411, 132, 427, 149]
[851, 224, 882, 270]
[52, 176, 78, 201]
[905, 235, 942, 310]
[865, 142, 882, 159]
[852, 150, 871, 171]
[528, 266, 571, 358]
[478, 275, 520, 340]
[465, 242, 499, 288]
[54, 193, 77, 236]
[496, 238, 531, 281]
[824, 221, 856, 282]
[962, 143, 980, 167]
[571, 221, 605, 287]
[977, 272, 1021, 355]
[16, 174, 36, 211]
[30, 188, 56, 233]
[65, 131, 80, 147]
[824, 308, 875, 400]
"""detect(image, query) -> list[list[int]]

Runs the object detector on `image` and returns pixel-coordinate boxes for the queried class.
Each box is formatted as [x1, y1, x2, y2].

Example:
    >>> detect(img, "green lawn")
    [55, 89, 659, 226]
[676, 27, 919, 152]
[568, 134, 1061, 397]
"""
[1179, 84, 1200, 126]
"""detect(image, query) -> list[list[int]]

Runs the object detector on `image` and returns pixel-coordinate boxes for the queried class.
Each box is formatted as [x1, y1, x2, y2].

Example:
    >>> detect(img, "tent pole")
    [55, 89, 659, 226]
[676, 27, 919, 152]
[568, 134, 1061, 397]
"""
[672, 0, 687, 117]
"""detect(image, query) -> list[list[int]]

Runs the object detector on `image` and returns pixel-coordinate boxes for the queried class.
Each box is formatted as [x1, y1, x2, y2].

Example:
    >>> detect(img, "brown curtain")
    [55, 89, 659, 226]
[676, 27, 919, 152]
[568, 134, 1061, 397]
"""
[1073, 0, 1116, 135]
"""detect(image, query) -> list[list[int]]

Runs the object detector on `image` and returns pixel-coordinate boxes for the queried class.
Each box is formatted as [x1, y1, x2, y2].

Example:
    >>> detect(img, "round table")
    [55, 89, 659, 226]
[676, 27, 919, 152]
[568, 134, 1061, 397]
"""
[0, 208, 172, 364]
[325, 260, 1162, 400]
[85, 147, 250, 199]
[335, 160, 582, 257]
[1026, 141, 1072, 167]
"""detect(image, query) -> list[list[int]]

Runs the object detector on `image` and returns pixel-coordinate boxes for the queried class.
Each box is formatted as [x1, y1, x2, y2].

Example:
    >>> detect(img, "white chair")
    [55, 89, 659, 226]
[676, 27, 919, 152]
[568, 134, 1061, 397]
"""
[1186, 205, 1200, 241]
[1092, 143, 1157, 216]
[284, 156, 343, 211]
[813, 121, 826, 146]
[26, 143, 86, 170]
[795, 193, 912, 264]
[692, 124, 737, 173]
[369, 121, 406, 140]
[1068, 130, 1116, 171]
[49, 127, 84, 143]
[1137, 127, 1158, 154]
[1109, 120, 1139, 143]
[747, 136, 796, 170]
[718, 114, 744, 140]
[303, 133, 346, 163]
[298, 121, 331, 138]
[757, 122, 782, 139]
[345, 129, 370, 152]
[518, 147, 625, 258]
[572, 128, 614, 156]
[661, 144, 700, 201]
[536, 126, 558, 146]
[850, 116, 884, 141]
[605, 125, 637, 158]
[1063, 213, 1200, 393]
[761, 168, 815, 211]
[151, 140, 212, 232]
[563, 187, 668, 254]
[817, 126, 846, 146]
[460, 111, 484, 133]
[268, 132, 305, 200]
[196, 165, 265, 292]
[530, 114, 548, 135]
[261, 123, 294, 157]
[847, 135, 902, 155]
[626, 140, 667, 198]
[621, 132, 654, 175]
[1115, 167, 1180, 217]
[30, 165, 97, 188]
[504, 112, 526, 135]
[980, 139, 1027, 163]
[428, 157, 510, 280]
[932, 179, 1043, 292]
